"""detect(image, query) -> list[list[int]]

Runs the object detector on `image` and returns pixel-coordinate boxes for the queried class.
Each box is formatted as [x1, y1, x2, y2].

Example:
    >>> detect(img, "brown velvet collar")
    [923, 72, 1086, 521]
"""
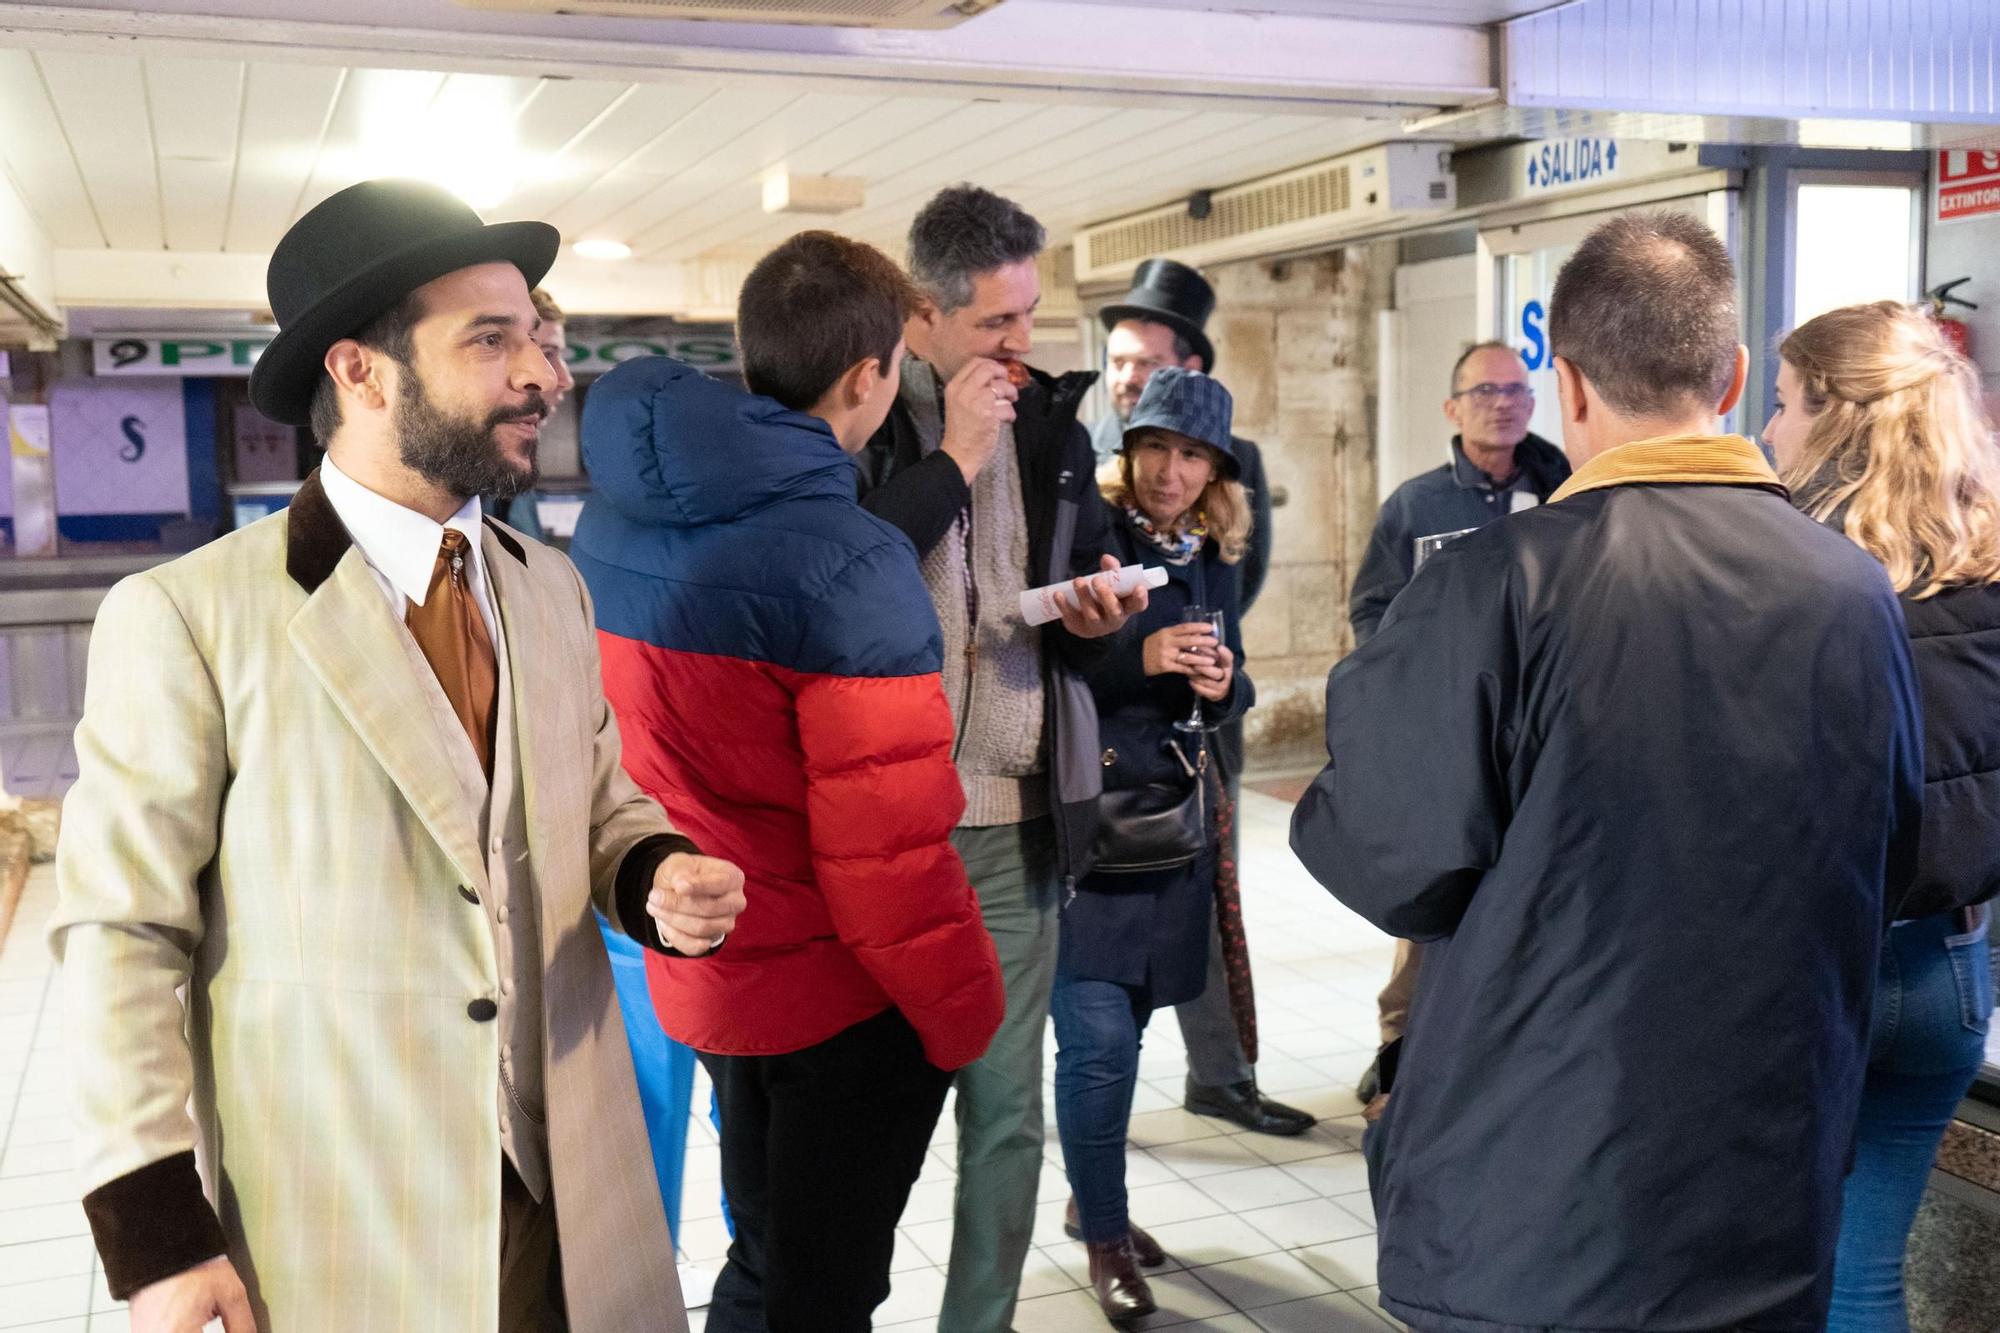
[1550, 434, 1786, 505]
[285, 465, 528, 594]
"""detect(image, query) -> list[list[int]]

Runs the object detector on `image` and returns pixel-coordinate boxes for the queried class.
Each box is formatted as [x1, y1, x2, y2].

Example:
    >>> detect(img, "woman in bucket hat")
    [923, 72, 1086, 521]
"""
[1052, 368, 1256, 1324]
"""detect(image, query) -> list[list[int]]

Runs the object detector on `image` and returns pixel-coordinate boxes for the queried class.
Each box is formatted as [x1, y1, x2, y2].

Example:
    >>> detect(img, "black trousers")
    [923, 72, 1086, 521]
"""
[498, 1157, 567, 1333]
[699, 1007, 955, 1333]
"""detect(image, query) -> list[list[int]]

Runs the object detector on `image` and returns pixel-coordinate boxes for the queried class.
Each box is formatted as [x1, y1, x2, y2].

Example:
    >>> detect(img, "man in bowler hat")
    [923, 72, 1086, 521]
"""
[1090, 259, 1310, 1138]
[52, 179, 745, 1332]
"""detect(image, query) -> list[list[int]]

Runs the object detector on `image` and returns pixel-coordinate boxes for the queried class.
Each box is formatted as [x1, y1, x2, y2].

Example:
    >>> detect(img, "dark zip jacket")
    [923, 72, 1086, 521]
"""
[1293, 439, 1923, 1333]
[857, 363, 1115, 884]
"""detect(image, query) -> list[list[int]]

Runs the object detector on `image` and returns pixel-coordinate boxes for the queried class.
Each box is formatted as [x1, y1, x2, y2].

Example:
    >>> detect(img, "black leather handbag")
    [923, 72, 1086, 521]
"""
[1092, 734, 1208, 874]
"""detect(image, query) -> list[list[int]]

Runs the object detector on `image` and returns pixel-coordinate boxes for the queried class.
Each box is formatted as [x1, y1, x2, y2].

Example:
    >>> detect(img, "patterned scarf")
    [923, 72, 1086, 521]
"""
[1125, 503, 1207, 566]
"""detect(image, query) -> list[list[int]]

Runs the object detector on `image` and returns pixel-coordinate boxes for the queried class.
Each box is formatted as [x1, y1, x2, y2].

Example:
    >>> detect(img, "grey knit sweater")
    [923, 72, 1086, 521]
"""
[900, 359, 1049, 827]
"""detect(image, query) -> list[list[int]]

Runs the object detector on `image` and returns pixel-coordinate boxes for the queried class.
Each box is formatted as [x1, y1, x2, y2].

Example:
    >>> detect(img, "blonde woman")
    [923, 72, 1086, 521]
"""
[1055, 368, 1254, 1324]
[1764, 300, 1998, 1332]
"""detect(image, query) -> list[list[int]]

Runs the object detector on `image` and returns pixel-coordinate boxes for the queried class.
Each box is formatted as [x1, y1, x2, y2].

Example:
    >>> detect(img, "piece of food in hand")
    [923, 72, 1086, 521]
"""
[1001, 359, 1032, 389]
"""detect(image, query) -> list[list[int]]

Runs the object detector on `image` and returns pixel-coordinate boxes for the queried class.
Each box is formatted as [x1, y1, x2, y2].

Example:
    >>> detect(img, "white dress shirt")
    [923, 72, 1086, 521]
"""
[318, 455, 500, 649]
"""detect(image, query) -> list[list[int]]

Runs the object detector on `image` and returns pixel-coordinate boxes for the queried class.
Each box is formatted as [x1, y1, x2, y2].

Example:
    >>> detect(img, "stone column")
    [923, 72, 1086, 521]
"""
[1207, 243, 1395, 771]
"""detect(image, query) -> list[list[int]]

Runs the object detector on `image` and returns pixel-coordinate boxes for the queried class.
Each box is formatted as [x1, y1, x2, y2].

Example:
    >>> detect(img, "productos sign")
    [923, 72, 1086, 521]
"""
[95, 335, 271, 376]
[92, 332, 741, 378]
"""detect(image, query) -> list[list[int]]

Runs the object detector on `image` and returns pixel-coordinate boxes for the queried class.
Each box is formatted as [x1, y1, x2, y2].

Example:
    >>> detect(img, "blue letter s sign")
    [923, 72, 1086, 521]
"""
[1520, 300, 1548, 371]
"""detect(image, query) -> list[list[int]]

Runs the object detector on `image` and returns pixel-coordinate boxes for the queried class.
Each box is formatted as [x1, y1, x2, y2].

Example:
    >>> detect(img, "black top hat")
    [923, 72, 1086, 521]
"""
[248, 179, 560, 427]
[1098, 258, 1217, 373]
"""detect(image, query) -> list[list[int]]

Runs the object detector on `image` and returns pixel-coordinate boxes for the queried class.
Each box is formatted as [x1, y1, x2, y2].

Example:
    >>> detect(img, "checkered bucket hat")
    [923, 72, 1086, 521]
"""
[1122, 367, 1239, 478]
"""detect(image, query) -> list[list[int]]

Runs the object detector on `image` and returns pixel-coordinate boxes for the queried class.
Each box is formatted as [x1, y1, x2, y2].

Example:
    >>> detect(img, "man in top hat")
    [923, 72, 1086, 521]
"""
[1090, 259, 1308, 1138]
[52, 178, 745, 1333]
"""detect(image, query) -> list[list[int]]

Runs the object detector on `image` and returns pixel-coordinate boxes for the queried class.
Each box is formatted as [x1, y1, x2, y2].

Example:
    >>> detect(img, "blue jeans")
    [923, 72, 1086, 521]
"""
[1827, 909, 1993, 1332]
[1052, 973, 1155, 1244]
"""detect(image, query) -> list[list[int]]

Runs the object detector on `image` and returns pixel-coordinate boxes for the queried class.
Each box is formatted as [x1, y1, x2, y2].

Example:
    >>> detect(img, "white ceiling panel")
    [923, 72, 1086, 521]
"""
[627, 96, 1031, 256]
[0, 41, 1408, 312]
[510, 78, 632, 160]
[758, 102, 1127, 240]
[608, 90, 886, 250]
[0, 48, 104, 247]
[503, 81, 715, 223]
[627, 93, 967, 256]
[224, 62, 346, 252]
[540, 85, 789, 235]
[288, 67, 447, 226]
[146, 56, 244, 252]
[34, 50, 163, 250]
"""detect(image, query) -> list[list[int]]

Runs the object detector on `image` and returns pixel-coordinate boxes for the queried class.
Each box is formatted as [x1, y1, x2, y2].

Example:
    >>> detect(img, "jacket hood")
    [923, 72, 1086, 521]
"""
[581, 355, 858, 528]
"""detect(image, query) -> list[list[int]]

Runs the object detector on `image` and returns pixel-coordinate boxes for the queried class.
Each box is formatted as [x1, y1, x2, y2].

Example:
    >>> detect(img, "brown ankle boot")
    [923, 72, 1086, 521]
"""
[1065, 1196, 1165, 1266]
[1085, 1237, 1157, 1323]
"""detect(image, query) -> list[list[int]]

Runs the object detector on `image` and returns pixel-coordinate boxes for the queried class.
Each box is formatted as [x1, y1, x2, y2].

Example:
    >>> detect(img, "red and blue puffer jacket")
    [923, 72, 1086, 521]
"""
[572, 357, 1003, 1070]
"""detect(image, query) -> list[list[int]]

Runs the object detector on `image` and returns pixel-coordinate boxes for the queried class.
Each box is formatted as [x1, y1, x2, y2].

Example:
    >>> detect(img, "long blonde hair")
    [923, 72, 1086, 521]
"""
[1102, 431, 1252, 565]
[1779, 300, 2000, 597]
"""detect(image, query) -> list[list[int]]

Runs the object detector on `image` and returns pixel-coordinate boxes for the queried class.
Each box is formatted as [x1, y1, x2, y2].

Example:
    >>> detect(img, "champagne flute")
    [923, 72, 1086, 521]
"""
[1174, 606, 1226, 734]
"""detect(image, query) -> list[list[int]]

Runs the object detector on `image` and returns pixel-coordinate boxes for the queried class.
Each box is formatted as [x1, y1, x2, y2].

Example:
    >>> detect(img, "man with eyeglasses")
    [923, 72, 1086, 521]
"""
[1346, 340, 1570, 1104]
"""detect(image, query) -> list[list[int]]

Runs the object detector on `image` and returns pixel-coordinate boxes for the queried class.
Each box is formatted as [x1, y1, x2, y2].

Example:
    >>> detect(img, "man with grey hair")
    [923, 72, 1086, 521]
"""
[857, 183, 1146, 1333]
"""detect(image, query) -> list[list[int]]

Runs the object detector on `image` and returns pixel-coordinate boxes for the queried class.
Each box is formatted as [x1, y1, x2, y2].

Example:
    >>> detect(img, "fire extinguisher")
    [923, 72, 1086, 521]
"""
[1925, 277, 1978, 359]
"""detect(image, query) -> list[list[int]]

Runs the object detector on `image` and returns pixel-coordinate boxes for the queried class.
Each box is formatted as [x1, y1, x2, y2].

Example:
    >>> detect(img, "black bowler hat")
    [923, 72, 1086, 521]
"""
[248, 179, 560, 427]
[1099, 258, 1217, 373]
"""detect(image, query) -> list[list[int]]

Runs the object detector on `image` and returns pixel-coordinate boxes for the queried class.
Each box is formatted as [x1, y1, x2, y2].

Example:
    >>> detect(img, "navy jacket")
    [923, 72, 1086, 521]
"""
[1348, 433, 1570, 644]
[1293, 463, 1922, 1333]
[1899, 581, 2000, 919]
[1060, 505, 1252, 1004]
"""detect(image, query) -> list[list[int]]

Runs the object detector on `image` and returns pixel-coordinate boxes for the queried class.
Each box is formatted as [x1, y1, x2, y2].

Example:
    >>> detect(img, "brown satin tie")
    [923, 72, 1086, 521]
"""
[406, 528, 497, 777]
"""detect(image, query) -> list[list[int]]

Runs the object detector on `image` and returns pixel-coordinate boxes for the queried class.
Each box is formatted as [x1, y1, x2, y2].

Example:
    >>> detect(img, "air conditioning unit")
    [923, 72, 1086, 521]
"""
[1074, 143, 1456, 286]
[455, 0, 1005, 27]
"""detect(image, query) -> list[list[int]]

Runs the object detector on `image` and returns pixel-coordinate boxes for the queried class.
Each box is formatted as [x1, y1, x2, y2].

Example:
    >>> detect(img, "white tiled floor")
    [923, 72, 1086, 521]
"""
[0, 784, 1406, 1331]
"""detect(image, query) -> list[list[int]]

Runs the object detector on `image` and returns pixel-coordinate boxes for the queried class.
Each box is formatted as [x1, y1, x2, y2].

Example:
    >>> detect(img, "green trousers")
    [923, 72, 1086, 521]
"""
[939, 817, 1061, 1333]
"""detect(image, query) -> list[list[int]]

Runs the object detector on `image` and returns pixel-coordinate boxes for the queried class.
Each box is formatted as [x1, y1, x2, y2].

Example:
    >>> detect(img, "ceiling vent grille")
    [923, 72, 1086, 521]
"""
[455, 0, 1004, 27]
[1076, 143, 1454, 285]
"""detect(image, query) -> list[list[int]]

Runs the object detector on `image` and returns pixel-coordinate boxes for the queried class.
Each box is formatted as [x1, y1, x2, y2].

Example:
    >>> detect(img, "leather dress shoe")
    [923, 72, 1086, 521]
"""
[1085, 1238, 1157, 1324]
[1064, 1197, 1165, 1266]
[1184, 1077, 1315, 1136]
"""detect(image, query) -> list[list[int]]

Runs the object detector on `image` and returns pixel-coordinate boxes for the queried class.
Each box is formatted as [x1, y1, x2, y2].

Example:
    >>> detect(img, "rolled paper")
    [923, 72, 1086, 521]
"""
[1018, 564, 1169, 626]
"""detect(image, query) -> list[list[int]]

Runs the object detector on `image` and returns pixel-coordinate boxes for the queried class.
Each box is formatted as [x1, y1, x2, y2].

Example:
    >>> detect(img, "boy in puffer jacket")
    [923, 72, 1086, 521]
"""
[572, 232, 1004, 1333]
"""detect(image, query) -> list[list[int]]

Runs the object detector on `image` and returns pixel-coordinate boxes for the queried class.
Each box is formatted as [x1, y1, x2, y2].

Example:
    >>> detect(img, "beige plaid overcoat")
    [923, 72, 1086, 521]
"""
[51, 471, 688, 1331]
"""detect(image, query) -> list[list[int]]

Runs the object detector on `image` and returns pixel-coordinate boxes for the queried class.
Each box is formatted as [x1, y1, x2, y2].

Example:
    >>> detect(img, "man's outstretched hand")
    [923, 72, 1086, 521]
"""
[648, 853, 746, 955]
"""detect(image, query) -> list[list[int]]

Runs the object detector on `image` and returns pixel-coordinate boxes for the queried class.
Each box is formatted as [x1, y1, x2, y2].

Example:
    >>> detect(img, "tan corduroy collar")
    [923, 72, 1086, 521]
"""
[1549, 432, 1787, 504]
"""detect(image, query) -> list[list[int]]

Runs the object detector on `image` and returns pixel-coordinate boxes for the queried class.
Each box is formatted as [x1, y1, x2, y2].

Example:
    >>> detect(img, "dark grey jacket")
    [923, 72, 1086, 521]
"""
[1348, 432, 1570, 644]
[1292, 470, 1923, 1333]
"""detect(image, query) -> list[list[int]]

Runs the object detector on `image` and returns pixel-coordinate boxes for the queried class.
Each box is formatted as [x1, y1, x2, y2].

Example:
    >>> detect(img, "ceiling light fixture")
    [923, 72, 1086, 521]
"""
[573, 239, 633, 261]
[762, 172, 866, 216]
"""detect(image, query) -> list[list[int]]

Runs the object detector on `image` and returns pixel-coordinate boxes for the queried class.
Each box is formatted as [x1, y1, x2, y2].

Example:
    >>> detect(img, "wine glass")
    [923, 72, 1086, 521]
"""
[1174, 606, 1225, 734]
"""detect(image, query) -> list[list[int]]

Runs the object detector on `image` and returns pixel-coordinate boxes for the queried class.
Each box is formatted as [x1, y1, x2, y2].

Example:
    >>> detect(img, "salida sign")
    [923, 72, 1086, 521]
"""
[1937, 150, 2000, 223]
[1525, 138, 1620, 192]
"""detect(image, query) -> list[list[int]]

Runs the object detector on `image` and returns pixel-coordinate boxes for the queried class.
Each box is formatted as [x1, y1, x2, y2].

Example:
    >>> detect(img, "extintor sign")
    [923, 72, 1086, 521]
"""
[1937, 150, 2000, 224]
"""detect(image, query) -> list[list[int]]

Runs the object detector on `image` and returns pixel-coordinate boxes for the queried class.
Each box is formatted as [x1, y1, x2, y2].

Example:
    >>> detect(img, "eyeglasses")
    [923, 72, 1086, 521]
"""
[1453, 382, 1534, 404]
